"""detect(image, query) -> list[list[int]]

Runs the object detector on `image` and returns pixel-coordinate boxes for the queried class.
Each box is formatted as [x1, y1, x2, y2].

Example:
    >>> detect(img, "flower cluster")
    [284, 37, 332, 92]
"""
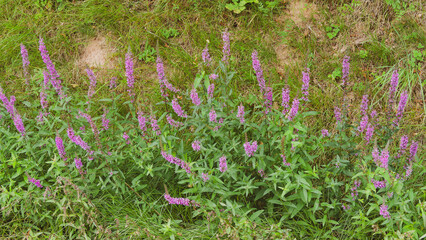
[137, 111, 147, 135]
[20, 44, 30, 84]
[281, 87, 290, 114]
[161, 151, 191, 174]
[67, 127, 92, 153]
[263, 87, 273, 114]
[219, 155, 227, 172]
[125, 50, 135, 101]
[55, 135, 67, 161]
[341, 56, 350, 86]
[350, 180, 361, 200]
[102, 108, 110, 131]
[192, 140, 201, 152]
[201, 173, 209, 182]
[29, 177, 43, 188]
[39, 37, 65, 99]
[191, 88, 201, 106]
[172, 99, 188, 118]
[157, 56, 179, 98]
[244, 141, 258, 157]
[123, 132, 130, 144]
[74, 157, 83, 170]
[379, 204, 391, 219]
[301, 68, 310, 102]
[371, 179, 386, 189]
[222, 30, 230, 64]
[207, 83, 215, 99]
[393, 91, 408, 126]
[150, 115, 161, 136]
[251, 50, 265, 93]
[86, 68, 97, 100]
[281, 154, 290, 166]
[388, 70, 399, 106]
[166, 114, 183, 128]
[236, 104, 245, 124]
[164, 194, 191, 206]
[321, 129, 329, 137]
[202, 46, 212, 65]
[334, 107, 341, 124]
[209, 74, 218, 80]
[287, 98, 300, 121]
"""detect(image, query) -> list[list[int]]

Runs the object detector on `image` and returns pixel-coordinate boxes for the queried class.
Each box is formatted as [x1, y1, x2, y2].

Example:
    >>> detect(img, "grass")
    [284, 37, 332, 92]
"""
[1, 0, 425, 238]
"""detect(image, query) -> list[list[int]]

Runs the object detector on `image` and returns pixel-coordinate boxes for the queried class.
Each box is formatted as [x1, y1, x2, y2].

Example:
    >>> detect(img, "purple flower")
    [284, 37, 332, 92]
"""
[389, 70, 399, 106]
[150, 115, 161, 135]
[237, 104, 245, 124]
[157, 56, 179, 98]
[371, 110, 377, 119]
[109, 77, 117, 89]
[74, 157, 83, 170]
[371, 179, 386, 188]
[360, 94, 369, 116]
[364, 123, 374, 144]
[172, 99, 188, 118]
[379, 149, 389, 169]
[102, 108, 109, 131]
[137, 111, 147, 134]
[358, 115, 369, 133]
[164, 194, 191, 206]
[55, 135, 67, 161]
[393, 90, 408, 126]
[404, 165, 412, 178]
[209, 74, 218, 80]
[29, 177, 43, 188]
[321, 129, 329, 137]
[258, 169, 265, 178]
[342, 204, 350, 210]
[192, 140, 201, 152]
[207, 83, 215, 99]
[209, 108, 217, 122]
[125, 50, 135, 100]
[13, 113, 25, 136]
[0, 88, 16, 116]
[341, 56, 350, 86]
[251, 50, 265, 93]
[372, 147, 380, 165]
[281, 154, 290, 166]
[161, 151, 191, 173]
[86, 68, 97, 99]
[191, 88, 201, 106]
[281, 87, 290, 114]
[350, 180, 361, 200]
[201, 173, 209, 182]
[67, 127, 92, 153]
[334, 107, 342, 124]
[244, 141, 258, 157]
[301, 68, 310, 102]
[202, 46, 212, 65]
[379, 204, 391, 219]
[222, 30, 230, 64]
[287, 98, 300, 121]
[39, 37, 64, 99]
[263, 87, 273, 114]
[20, 44, 30, 84]
[166, 114, 183, 128]
[40, 71, 49, 110]
[219, 155, 227, 172]
[398, 135, 409, 157]
[123, 132, 130, 144]
[409, 141, 418, 162]
[78, 111, 100, 138]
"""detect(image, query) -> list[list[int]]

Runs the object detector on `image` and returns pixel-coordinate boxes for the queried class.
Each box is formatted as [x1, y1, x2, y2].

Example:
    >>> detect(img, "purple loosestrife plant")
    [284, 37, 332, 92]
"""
[166, 114, 183, 128]
[207, 83, 215, 99]
[29, 177, 43, 188]
[0, 88, 16, 117]
[102, 108, 109, 131]
[236, 104, 245, 124]
[20, 44, 30, 85]
[55, 135, 67, 161]
[222, 30, 230, 64]
[109, 77, 117, 89]
[334, 107, 342, 124]
[281, 154, 290, 166]
[201, 173, 209, 182]
[137, 111, 147, 135]
[202, 46, 212, 65]
[409, 141, 418, 162]
[360, 94, 369, 116]
[74, 157, 83, 170]
[219, 155, 227, 172]
[244, 141, 258, 157]
[150, 115, 161, 136]
[398, 135, 409, 157]
[125, 50, 135, 101]
[156, 56, 179, 98]
[301, 68, 310, 102]
[364, 123, 374, 144]
[379, 149, 389, 169]
[86, 68, 97, 100]
[251, 50, 265, 94]
[13, 113, 26, 136]
[350, 180, 361, 200]
[164, 194, 190, 206]
[172, 99, 188, 118]
[379, 204, 391, 219]
[263, 87, 273, 114]
[209, 74, 218, 80]
[371, 179, 386, 189]
[39, 37, 65, 99]
[67, 127, 92, 153]
[40, 71, 49, 110]
[123, 132, 130, 144]
[281, 87, 290, 114]
[287, 98, 300, 121]
[190, 88, 201, 106]
[192, 140, 201, 152]
[341, 56, 350, 86]
[321, 129, 329, 137]
[393, 90, 408, 126]
[388, 70, 399, 107]
[358, 115, 369, 133]
[161, 151, 191, 174]
[209, 108, 217, 122]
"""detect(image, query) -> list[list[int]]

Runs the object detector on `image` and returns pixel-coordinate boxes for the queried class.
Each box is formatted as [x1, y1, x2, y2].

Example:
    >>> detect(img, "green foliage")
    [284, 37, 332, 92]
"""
[161, 28, 180, 39]
[325, 24, 340, 40]
[225, 0, 279, 15]
[138, 41, 157, 63]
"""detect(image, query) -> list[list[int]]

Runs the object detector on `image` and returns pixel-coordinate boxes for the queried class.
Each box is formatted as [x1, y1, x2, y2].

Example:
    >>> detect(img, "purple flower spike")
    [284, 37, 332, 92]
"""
[301, 68, 310, 102]
[125, 50, 135, 100]
[201, 173, 209, 182]
[74, 157, 83, 170]
[364, 123, 374, 144]
[109, 77, 117, 89]
[219, 155, 227, 172]
[29, 177, 43, 188]
[398, 135, 409, 157]
[334, 107, 342, 124]
[137, 111, 147, 134]
[86, 68, 97, 100]
[55, 135, 67, 161]
[123, 132, 130, 144]
[150, 115, 161, 136]
[209, 108, 217, 122]
[287, 98, 300, 121]
[202, 46, 212, 65]
[393, 91, 408, 126]
[360, 95, 369, 116]
[209, 74, 218, 80]
[172, 99, 188, 118]
[321, 129, 329, 137]
[371, 179, 386, 188]
[67, 127, 92, 152]
[13, 113, 26, 136]
[191, 88, 201, 106]
[192, 140, 201, 152]
[20, 44, 30, 84]
[379, 204, 391, 219]
[281, 154, 290, 166]
[102, 108, 110, 131]
[358, 115, 369, 133]
[222, 30, 230, 64]
[0, 88, 16, 117]
[389, 70, 399, 106]
[341, 56, 350, 86]
[164, 194, 191, 206]
[207, 83, 215, 99]
[409, 141, 418, 162]
[237, 104, 245, 124]
[244, 141, 258, 157]
[157, 56, 179, 98]
[40, 71, 49, 110]
[251, 50, 265, 94]
[379, 149, 389, 169]
[281, 87, 290, 114]
[39, 37, 64, 99]
[166, 114, 183, 128]
[263, 87, 273, 114]
[161, 151, 191, 173]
